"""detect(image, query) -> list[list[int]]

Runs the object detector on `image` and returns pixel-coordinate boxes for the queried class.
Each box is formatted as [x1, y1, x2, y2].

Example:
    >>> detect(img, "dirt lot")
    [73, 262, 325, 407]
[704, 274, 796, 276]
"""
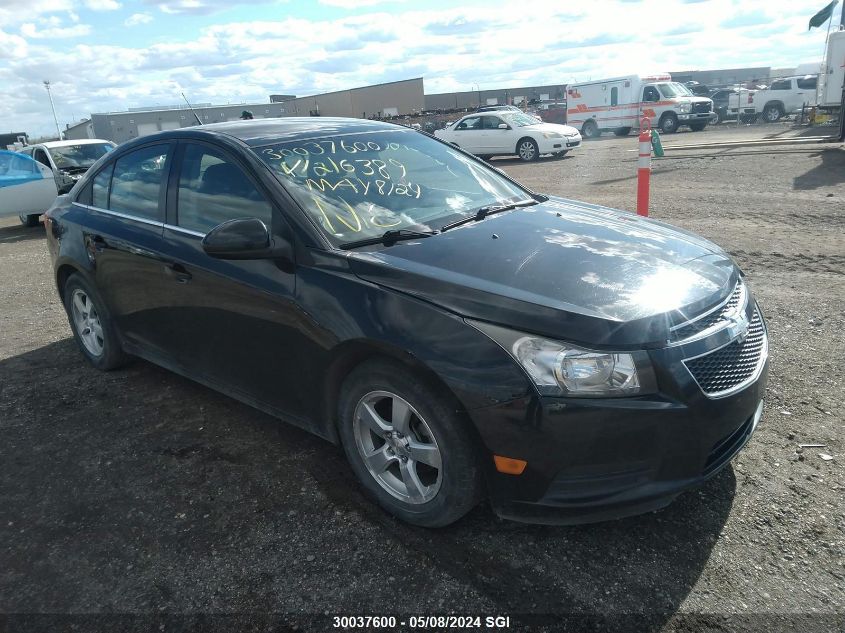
[1, 123, 843, 633]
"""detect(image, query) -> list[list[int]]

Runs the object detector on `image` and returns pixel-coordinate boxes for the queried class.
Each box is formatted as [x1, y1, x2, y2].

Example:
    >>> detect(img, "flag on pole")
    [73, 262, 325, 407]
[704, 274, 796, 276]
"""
[808, 0, 839, 30]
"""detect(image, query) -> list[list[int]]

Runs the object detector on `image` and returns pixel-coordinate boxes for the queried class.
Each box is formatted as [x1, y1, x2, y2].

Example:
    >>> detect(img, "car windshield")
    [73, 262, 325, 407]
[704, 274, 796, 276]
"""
[48, 143, 114, 170]
[256, 128, 532, 246]
[501, 112, 540, 127]
[657, 82, 693, 98]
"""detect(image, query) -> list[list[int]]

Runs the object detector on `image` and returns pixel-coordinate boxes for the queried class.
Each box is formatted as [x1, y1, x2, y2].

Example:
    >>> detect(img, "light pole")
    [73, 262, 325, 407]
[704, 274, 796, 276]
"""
[44, 81, 62, 140]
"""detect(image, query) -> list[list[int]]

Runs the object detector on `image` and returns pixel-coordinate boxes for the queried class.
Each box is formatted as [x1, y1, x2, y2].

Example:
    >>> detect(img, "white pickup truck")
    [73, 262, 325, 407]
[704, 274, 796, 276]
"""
[755, 76, 818, 122]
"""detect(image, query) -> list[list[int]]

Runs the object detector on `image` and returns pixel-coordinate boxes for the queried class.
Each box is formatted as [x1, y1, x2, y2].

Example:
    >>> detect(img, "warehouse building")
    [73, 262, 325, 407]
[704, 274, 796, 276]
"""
[88, 78, 424, 144]
[425, 84, 568, 111]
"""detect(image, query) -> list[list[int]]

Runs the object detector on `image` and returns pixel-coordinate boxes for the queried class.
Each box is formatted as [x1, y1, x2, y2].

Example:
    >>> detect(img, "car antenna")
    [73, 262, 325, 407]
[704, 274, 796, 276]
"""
[181, 92, 203, 126]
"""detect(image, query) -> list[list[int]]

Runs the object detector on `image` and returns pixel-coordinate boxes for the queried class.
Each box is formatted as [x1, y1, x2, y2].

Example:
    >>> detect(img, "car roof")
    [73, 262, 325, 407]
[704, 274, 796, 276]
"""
[38, 139, 113, 148]
[180, 117, 407, 147]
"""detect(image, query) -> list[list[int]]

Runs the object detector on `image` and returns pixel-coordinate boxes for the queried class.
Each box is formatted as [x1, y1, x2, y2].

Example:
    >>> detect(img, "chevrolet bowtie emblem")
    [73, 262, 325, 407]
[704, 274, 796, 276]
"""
[726, 312, 750, 344]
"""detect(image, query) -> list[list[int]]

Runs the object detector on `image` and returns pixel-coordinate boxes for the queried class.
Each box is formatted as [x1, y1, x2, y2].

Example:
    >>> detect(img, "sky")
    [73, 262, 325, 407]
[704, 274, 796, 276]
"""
[1, 0, 842, 137]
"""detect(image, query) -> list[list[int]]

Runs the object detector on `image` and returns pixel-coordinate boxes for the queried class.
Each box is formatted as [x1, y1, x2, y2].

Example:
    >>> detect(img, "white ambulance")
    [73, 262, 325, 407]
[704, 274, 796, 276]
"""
[566, 73, 714, 137]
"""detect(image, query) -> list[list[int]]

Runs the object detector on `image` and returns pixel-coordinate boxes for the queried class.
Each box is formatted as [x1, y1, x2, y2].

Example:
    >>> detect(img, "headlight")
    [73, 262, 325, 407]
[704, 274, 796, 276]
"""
[469, 320, 657, 397]
[678, 103, 691, 113]
[542, 132, 563, 139]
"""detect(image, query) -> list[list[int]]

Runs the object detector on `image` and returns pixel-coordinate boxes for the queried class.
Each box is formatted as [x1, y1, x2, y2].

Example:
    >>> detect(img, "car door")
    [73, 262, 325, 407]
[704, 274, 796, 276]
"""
[452, 115, 483, 153]
[481, 116, 512, 153]
[75, 142, 173, 353]
[155, 140, 310, 421]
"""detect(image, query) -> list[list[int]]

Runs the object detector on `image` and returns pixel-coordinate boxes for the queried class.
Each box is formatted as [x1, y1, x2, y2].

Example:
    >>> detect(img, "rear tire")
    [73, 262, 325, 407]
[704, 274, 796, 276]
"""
[689, 122, 707, 132]
[63, 273, 129, 371]
[338, 360, 484, 527]
[762, 103, 783, 123]
[613, 127, 632, 137]
[18, 214, 41, 227]
[581, 120, 600, 139]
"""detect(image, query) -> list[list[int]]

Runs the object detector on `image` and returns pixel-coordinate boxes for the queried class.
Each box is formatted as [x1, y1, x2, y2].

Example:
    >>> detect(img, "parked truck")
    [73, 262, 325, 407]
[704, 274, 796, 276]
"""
[566, 73, 713, 137]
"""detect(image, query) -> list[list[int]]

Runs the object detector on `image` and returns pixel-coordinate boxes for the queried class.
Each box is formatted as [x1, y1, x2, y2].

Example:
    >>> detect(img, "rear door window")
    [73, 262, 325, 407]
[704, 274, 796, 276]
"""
[108, 144, 169, 220]
[770, 79, 792, 91]
[176, 143, 273, 234]
[796, 77, 817, 90]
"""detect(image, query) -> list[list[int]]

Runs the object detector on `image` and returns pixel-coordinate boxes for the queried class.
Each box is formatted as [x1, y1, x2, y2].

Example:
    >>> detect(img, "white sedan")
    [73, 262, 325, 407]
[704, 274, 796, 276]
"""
[434, 110, 581, 161]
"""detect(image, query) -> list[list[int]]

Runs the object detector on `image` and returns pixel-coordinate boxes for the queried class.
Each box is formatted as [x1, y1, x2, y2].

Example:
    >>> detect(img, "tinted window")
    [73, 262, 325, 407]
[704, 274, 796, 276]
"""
[482, 116, 504, 129]
[643, 86, 660, 102]
[92, 165, 112, 208]
[34, 149, 51, 168]
[177, 144, 272, 234]
[610, 87, 618, 106]
[456, 116, 481, 130]
[109, 145, 168, 220]
[796, 77, 817, 90]
[770, 79, 791, 90]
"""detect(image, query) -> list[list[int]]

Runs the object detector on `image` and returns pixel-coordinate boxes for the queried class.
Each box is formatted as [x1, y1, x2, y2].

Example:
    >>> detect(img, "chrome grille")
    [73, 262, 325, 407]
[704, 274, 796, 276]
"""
[684, 308, 767, 397]
[693, 102, 712, 114]
[672, 281, 745, 342]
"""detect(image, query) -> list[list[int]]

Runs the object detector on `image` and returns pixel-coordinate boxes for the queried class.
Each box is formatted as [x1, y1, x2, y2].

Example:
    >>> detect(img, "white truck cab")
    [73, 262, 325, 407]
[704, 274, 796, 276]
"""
[566, 73, 714, 137]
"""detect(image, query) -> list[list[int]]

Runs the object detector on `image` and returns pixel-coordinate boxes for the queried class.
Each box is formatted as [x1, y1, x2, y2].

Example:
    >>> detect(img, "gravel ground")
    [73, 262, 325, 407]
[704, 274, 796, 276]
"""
[0, 123, 843, 633]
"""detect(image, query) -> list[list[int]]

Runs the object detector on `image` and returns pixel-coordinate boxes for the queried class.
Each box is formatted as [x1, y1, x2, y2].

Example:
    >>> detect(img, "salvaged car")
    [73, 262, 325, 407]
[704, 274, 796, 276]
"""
[45, 118, 768, 527]
[0, 150, 59, 226]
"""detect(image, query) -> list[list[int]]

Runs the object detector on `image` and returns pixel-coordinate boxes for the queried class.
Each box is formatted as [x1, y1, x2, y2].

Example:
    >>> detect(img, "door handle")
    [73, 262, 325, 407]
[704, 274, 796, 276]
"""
[164, 263, 192, 284]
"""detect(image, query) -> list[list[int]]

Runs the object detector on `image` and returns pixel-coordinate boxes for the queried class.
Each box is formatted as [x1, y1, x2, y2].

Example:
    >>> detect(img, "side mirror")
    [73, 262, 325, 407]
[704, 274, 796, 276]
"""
[498, 123, 510, 129]
[202, 217, 292, 261]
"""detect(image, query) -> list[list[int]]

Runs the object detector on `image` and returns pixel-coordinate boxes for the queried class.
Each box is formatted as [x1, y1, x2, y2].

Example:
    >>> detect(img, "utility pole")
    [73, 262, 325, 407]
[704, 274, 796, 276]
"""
[839, 5, 845, 141]
[44, 80, 62, 140]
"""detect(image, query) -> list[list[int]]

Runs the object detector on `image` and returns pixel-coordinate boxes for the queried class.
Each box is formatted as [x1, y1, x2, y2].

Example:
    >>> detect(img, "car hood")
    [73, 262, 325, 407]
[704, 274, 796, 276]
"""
[520, 122, 580, 136]
[347, 197, 738, 348]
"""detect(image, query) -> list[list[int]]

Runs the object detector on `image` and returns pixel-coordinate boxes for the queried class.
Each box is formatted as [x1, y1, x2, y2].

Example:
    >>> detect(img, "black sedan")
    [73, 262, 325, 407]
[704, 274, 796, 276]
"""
[44, 118, 769, 527]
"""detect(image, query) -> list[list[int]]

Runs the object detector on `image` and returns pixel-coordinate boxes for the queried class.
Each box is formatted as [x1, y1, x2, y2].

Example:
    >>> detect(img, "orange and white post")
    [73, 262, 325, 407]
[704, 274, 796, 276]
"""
[636, 117, 652, 217]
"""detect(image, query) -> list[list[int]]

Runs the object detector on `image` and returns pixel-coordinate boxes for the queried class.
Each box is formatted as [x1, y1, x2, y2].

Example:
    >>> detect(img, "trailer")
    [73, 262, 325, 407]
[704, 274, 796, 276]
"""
[566, 73, 714, 137]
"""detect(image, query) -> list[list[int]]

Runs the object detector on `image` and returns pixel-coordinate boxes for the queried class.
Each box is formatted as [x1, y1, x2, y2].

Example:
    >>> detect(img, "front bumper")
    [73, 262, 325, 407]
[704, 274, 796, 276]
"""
[678, 112, 712, 122]
[538, 135, 581, 153]
[467, 305, 769, 525]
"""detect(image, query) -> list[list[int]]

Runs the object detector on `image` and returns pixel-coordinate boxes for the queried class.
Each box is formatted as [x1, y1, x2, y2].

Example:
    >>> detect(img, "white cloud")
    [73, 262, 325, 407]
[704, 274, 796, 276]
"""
[318, 0, 403, 6]
[20, 22, 92, 38]
[125, 12, 154, 26]
[83, 0, 121, 10]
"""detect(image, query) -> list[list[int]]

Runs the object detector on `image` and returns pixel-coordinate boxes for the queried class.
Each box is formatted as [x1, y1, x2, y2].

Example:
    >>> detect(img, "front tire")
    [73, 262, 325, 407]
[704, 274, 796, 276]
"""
[659, 112, 679, 134]
[18, 214, 41, 227]
[516, 137, 539, 162]
[338, 360, 484, 527]
[689, 122, 707, 131]
[63, 273, 129, 371]
[581, 119, 600, 139]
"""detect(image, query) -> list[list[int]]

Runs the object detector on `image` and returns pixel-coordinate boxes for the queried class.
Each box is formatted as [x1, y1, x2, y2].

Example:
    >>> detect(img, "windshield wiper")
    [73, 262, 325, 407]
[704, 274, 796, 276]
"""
[339, 229, 438, 250]
[439, 199, 538, 232]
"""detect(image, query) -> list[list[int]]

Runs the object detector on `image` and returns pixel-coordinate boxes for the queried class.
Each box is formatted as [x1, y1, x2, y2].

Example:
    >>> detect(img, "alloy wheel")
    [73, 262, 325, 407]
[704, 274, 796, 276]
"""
[70, 289, 105, 357]
[518, 141, 536, 161]
[353, 390, 442, 504]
